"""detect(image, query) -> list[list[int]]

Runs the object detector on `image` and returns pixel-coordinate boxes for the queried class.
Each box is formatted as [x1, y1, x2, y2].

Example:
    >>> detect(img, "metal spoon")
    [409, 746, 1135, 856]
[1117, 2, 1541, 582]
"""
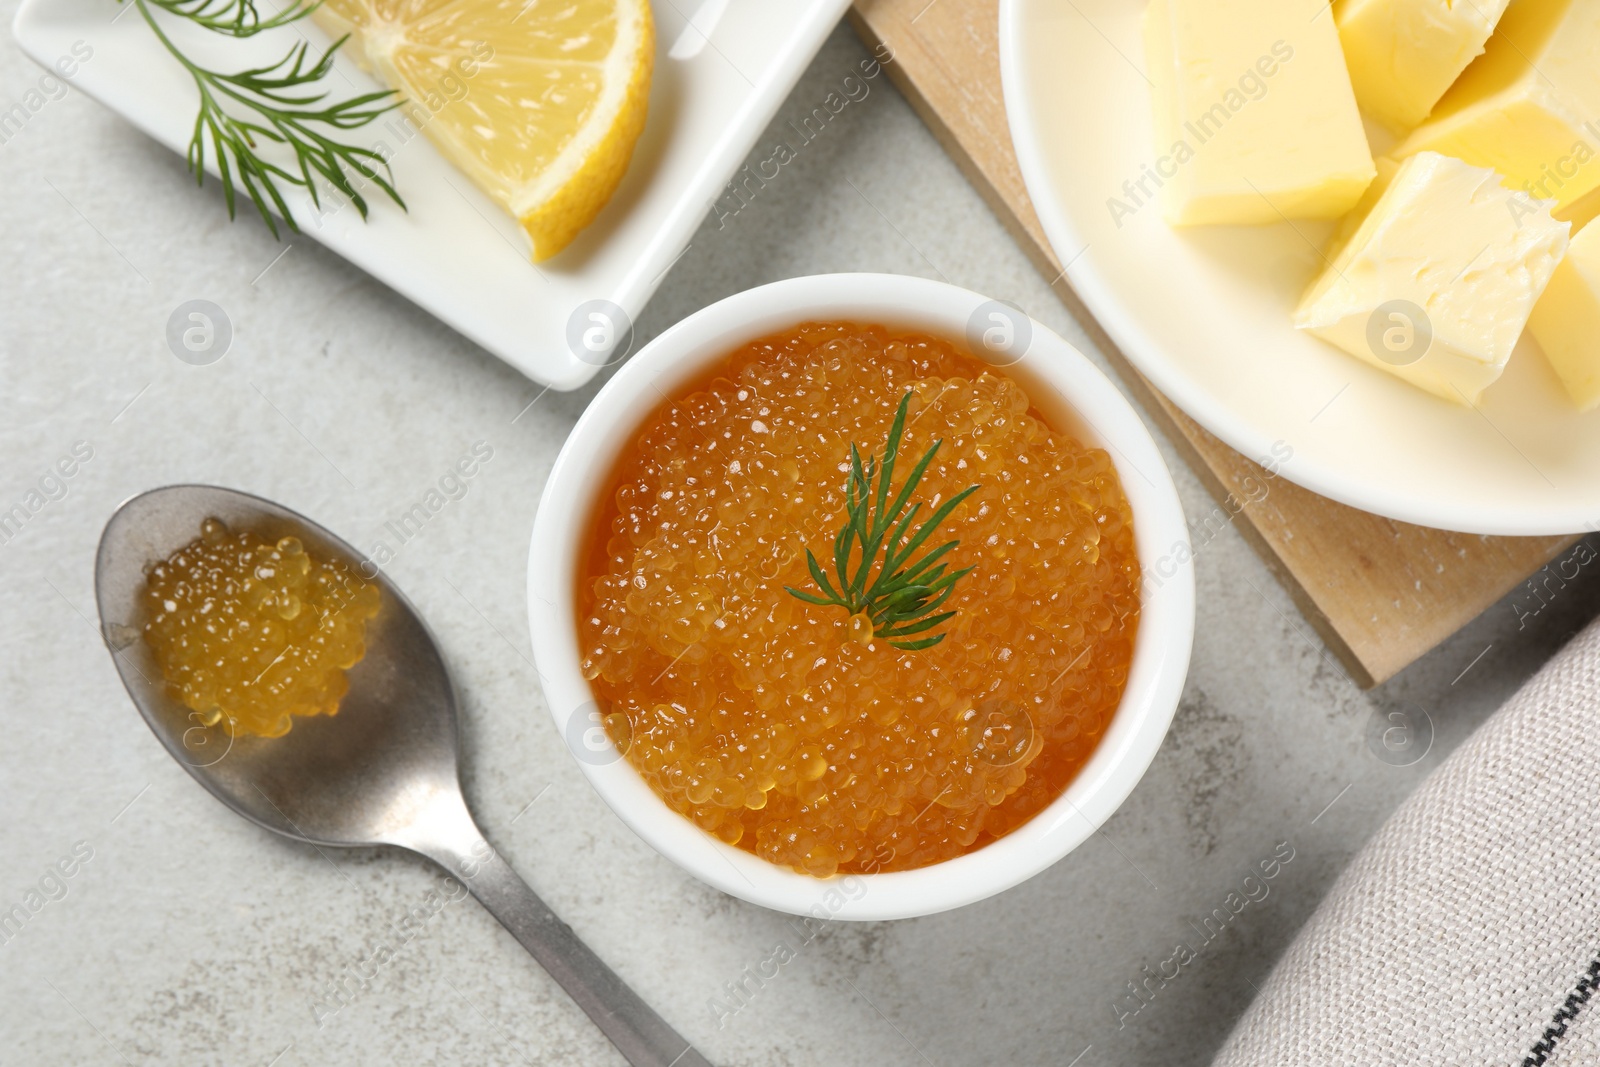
[93, 484, 711, 1067]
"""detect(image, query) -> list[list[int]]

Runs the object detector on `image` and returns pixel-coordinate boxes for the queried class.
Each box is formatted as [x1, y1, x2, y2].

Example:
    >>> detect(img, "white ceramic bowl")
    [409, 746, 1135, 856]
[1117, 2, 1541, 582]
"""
[527, 273, 1194, 920]
[999, 0, 1600, 535]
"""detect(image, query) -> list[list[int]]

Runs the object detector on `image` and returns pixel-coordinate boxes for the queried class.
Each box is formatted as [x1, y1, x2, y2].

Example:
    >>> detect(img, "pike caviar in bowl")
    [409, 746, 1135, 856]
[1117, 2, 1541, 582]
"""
[529, 275, 1193, 920]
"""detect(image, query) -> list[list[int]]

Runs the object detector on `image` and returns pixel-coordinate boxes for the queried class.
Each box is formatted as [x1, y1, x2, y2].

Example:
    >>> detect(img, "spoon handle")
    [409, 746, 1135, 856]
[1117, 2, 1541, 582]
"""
[406, 805, 712, 1067]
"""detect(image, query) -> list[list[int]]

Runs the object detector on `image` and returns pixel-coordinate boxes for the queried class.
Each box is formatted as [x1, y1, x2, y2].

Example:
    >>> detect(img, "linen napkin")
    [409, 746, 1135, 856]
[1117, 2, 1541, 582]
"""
[1212, 613, 1600, 1067]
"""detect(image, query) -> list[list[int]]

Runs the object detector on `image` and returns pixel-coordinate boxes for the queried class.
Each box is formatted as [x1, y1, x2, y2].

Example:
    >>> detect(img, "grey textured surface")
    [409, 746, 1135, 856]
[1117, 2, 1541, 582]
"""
[2, 16, 1598, 1067]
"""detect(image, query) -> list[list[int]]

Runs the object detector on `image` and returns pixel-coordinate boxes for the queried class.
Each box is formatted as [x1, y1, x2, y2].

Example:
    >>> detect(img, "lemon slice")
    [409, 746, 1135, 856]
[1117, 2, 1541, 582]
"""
[315, 0, 653, 261]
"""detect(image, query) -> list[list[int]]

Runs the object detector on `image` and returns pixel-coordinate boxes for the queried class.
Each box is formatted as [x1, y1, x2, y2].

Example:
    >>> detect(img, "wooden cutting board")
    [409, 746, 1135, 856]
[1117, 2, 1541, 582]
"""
[848, 0, 1578, 688]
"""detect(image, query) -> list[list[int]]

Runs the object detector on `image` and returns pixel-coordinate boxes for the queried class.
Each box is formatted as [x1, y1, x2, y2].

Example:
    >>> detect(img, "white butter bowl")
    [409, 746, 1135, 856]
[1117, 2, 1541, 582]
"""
[527, 273, 1194, 920]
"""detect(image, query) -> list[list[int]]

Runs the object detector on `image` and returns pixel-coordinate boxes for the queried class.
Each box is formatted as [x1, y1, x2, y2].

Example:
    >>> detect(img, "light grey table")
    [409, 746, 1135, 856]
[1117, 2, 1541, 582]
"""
[3, 17, 1597, 1067]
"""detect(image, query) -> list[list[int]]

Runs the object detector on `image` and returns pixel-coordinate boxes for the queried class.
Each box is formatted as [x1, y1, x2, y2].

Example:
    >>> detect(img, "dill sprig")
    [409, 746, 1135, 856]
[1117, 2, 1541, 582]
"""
[143, 0, 313, 35]
[132, 0, 403, 238]
[785, 391, 980, 651]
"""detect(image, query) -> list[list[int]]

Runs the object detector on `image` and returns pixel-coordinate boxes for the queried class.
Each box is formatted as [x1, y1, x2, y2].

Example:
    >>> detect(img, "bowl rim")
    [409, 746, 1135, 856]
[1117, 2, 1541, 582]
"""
[527, 272, 1194, 920]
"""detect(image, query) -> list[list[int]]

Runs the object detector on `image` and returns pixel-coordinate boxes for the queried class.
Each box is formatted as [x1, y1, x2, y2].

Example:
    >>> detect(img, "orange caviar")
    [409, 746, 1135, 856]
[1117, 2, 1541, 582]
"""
[579, 323, 1140, 876]
[141, 518, 380, 738]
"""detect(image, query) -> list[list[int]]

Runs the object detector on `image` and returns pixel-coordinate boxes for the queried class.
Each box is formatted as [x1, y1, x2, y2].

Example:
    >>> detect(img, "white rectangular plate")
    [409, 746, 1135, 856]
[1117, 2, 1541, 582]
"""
[13, 0, 850, 389]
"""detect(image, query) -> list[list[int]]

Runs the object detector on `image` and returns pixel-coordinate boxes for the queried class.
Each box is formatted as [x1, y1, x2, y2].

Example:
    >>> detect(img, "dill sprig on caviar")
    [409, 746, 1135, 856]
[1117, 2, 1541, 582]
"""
[786, 391, 980, 651]
[130, 0, 403, 238]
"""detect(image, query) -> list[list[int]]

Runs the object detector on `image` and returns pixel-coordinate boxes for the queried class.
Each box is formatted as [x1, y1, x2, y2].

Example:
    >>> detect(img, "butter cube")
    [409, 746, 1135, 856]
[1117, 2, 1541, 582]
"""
[1563, 184, 1600, 232]
[1529, 222, 1600, 410]
[1335, 0, 1511, 132]
[1395, 0, 1600, 214]
[1293, 152, 1569, 404]
[1141, 0, 1375, 225]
